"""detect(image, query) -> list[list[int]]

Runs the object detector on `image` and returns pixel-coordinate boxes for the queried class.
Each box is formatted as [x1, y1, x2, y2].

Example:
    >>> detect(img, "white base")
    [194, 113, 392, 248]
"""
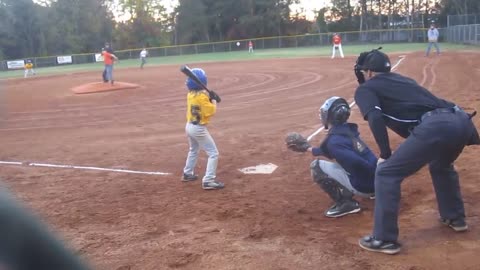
[238, 163, 278, 174]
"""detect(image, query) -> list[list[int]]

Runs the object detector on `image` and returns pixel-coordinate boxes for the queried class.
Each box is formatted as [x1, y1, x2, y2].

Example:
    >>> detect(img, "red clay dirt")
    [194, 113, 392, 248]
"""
[72, 81, 140, 94]
[1, 51, 480, 270]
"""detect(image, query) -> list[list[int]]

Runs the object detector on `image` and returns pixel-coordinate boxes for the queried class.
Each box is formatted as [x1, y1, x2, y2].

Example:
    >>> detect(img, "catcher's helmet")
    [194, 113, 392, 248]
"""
[360, 50, 391, 73]
[320, 96, 351, 129]
[186, 68, 207, 91]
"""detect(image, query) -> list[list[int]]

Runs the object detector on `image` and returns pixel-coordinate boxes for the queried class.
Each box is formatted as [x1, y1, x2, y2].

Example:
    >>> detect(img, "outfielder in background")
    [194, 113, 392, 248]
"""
[0, 185, 91, 269]
[248, 40, 254, 53]
[24, 59, 36, 78]
[425, 23, 440, 57]
[331, 33, 344, 59]
[182, 68, 224, 190]
[139, 48, 148, 69]
[102, 45, 118, 85]
[353, 48, 480, 254]
[286, 97, 377, 218]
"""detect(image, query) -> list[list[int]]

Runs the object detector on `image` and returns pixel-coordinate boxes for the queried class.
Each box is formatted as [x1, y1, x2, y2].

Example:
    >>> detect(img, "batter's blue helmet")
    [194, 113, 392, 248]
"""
[186, 68, 207, 90]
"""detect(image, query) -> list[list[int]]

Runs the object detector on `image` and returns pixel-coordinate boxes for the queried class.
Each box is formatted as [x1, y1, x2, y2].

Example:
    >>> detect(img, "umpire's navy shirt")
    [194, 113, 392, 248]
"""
[354, 72, 454, 159]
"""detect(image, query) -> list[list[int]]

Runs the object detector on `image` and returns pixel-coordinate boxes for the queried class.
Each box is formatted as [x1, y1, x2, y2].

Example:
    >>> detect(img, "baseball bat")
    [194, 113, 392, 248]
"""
[180, 65, 221, 102]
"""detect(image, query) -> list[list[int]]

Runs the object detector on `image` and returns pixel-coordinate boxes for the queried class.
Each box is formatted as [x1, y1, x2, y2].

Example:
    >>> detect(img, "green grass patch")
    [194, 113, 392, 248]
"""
[1, 43, 477, 80]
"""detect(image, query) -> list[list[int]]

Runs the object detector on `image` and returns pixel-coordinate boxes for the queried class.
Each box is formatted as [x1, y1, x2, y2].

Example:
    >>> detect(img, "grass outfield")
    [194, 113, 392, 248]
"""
[1, 43, 478, 79]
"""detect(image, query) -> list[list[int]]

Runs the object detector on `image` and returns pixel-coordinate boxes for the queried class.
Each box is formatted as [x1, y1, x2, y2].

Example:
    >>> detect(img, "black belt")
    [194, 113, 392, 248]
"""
[420, 106, 462, 122]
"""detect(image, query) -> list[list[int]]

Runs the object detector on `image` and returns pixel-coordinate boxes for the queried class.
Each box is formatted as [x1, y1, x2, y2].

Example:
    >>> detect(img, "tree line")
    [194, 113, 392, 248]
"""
[0, 0, 479, 60]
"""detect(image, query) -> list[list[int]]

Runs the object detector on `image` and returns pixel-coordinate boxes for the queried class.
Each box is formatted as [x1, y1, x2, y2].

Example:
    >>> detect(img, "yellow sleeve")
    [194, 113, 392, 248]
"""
[199, 94, 216, 118]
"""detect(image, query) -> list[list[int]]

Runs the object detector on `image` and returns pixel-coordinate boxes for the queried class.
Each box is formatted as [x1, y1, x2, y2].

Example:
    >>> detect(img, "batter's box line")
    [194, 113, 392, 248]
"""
[0, 160, 171, 176]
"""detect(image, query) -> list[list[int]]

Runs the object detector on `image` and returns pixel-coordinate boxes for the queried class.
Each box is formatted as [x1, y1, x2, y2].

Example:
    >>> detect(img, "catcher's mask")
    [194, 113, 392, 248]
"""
[186, 68, 207, 91]
[358, 49, 391, 73]
[319, 96, 351, 129]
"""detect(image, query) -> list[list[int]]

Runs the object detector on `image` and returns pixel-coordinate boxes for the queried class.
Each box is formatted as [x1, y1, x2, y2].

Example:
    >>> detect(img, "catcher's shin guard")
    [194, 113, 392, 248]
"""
[310, 159, 354, 203]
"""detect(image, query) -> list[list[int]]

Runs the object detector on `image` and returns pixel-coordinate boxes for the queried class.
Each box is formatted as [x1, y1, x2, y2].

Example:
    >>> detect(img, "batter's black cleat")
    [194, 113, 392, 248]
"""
[359, 235, 401, 255]
[324, 199, 361, 218]
[181, 173, 198, 182]
[440, 217, 468, 232]
[202, 180, 224, 190]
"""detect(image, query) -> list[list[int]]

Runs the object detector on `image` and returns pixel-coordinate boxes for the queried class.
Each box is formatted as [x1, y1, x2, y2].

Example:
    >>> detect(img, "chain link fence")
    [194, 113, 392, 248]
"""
[447, 24, 480, 45]
[447, 14, 480, 27]
[446, 14, 480, 45]
[0, 28, 431, 72]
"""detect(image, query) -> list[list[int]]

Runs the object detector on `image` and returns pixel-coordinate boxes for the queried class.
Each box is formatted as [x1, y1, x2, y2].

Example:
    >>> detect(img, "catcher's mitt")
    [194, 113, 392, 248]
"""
[285, 132, 311, 152]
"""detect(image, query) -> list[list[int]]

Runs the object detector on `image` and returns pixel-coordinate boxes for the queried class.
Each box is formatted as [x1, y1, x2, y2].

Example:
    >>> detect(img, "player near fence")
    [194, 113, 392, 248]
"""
[182, 68, 224, 190]
[248, 41, 254, 53]
[24, 59, 36, 78]
[426, 23, 440, 56]
[353, 48, 480, 254]
[285, 97, 377, 218]
[139, 48, 148, 69]
[331, 33, 344, 59]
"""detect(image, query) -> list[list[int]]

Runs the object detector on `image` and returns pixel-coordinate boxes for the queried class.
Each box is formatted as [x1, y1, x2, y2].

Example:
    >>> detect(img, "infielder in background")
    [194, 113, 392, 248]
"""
[0, 185, 91, 269]
[425, 23, 440, 57]
[286, 97, 377, 218]
[353, 49, 480, 254]
[24, 59, 36, 78]
[331, 33, 344, 59]
[182, 68, 224, 190]
[102, 46, 118, 85]
[139, 48, 148, 69]
[248, 40, 254, 53]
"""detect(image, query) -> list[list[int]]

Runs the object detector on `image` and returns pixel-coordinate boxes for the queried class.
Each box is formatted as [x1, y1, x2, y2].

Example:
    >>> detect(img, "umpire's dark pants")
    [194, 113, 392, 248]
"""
[373, 109, 475, 242]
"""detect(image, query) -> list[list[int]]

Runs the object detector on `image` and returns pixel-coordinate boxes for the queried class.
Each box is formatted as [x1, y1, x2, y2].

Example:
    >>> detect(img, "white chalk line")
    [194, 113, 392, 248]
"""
[307, 55, 406, 142]
[0, 161, 171, 176]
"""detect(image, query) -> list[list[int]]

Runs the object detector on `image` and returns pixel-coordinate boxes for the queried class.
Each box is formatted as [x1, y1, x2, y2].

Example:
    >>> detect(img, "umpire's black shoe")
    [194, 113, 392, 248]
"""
[440, 217, 468, 232]
[324, 199, 361, 218]
[181, 173, 198, 182]
[359, 235, 401, 255]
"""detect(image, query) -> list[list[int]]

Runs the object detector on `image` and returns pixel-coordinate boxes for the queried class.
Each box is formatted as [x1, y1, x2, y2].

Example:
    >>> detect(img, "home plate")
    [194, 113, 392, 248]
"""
[238, 163, 278, 174]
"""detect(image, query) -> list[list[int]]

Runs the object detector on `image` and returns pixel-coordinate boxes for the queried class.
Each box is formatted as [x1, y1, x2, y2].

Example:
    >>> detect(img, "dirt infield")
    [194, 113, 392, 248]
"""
[2, 52, 480, 270]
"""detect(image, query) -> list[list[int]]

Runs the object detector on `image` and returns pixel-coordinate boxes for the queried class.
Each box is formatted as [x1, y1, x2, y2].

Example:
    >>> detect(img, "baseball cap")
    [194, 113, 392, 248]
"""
[363, 50, 391, 72]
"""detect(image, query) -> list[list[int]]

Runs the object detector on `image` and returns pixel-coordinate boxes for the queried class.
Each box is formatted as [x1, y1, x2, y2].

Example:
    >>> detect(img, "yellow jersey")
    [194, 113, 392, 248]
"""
[25, 63, 33, 69]
[186, 91, 216, 125]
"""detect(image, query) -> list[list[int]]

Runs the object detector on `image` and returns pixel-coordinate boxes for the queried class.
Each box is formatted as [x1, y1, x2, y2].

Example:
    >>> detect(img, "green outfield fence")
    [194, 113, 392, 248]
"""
[0, 28, 441, 72]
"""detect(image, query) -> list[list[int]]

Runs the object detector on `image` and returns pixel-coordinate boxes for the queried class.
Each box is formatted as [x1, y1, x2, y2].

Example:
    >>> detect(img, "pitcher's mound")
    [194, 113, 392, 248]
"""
[72, 82, 140, 94]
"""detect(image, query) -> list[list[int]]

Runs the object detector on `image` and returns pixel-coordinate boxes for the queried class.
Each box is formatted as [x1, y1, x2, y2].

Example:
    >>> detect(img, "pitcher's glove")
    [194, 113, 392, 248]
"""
[285, 132, 311, 152]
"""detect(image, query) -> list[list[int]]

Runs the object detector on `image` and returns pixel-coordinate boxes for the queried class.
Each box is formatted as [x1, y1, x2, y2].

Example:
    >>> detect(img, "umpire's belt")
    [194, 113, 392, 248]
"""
[420, 106, 461, 123]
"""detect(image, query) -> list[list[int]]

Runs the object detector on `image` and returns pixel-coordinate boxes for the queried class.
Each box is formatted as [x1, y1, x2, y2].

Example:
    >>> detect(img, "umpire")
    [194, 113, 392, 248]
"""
[353, 49, 480, 255]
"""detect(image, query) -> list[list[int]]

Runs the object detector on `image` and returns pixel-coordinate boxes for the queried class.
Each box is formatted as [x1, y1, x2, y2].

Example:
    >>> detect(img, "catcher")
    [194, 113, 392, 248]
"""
[286, 96, 377, 218]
